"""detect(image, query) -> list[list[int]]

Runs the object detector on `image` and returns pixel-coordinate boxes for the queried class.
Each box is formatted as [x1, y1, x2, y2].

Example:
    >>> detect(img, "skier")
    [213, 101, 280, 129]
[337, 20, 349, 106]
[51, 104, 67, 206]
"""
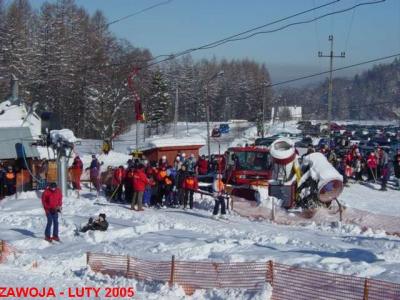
[86, 155, 101, 193]
[212, 174, 227, 219]
[132, 164, 149, 211]
[80, 213, 108, 233]
[70, 156, 83, 192]
[41, 182, 62, 242]
[182, 172, 198, 209]
[175, 164, 188, 207]
[393, 149, 400, 188]
[111, 166, 124, 202]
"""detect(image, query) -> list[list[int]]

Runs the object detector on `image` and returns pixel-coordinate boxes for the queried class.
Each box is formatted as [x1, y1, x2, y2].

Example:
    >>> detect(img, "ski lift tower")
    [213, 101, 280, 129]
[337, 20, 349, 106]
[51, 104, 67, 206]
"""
[49, 129, 77, 196]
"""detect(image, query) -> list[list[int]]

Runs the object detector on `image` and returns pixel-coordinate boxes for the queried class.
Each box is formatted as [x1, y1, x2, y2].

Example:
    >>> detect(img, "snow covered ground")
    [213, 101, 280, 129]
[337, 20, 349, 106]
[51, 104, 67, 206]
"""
[1, 121, 400, 299]
[1, 180, 400, 299]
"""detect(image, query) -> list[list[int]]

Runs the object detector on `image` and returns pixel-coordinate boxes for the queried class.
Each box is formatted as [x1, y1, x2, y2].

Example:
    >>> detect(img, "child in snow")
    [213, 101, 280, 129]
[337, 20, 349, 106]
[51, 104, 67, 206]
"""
[80, 213, 108, 232]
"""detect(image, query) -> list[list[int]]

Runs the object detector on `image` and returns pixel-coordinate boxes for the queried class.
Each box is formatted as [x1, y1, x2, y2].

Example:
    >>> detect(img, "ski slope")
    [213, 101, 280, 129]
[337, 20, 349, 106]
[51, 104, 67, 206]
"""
[1, 121, 400, 299]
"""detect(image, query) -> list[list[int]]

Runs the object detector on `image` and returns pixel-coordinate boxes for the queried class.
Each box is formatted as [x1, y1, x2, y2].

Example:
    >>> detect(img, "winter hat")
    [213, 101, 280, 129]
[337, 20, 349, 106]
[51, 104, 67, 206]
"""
[49, 182, 57, 189]
[92, 154, 96, 159]
[99, 213, 106, 220]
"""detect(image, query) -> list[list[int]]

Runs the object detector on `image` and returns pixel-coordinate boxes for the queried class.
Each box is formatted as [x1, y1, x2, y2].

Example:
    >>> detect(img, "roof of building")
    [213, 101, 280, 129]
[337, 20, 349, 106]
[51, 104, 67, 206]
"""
[136, 137, 205, 152]
[0, 127, 40, 160]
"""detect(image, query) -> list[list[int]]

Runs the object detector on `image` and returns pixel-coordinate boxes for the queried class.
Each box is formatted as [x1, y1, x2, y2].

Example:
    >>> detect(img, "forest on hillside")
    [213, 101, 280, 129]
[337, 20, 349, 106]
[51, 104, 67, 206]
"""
[1, 0, 399, 139]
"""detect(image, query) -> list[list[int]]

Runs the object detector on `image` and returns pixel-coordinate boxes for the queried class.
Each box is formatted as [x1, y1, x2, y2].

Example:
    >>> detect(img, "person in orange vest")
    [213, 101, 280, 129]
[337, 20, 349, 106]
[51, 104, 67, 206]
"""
[212, 174, 227, 219]
[4, 166, 16, 196]
[156, 165, 168, 207]
[182, 171, 198, 209]
[111, 166, 125, 202]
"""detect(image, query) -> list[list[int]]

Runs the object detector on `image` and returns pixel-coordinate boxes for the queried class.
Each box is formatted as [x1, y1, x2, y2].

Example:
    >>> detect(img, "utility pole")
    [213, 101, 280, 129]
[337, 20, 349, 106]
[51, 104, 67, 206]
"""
[262, 81, 270, 138]
[205, 70, 224, 159]
[173, 86, 179, 137]
[318, 35, 345, 142]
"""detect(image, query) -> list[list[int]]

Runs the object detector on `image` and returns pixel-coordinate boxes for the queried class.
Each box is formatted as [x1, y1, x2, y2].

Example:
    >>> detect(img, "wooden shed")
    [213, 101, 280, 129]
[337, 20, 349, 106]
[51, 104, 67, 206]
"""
[140, 137, 205, 165]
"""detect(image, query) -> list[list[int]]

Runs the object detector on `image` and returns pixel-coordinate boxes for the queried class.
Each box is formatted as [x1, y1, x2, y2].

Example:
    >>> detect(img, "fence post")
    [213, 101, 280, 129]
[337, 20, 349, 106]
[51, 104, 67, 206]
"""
[0, 240, 3, 253]
[86, 252, 90, 266]
[169, 255, 175, 287]
[267, 260, 274, 286]
[126, 255, 130, 278]
[363, 278, 369, 300]
[271, 198, 275, 222]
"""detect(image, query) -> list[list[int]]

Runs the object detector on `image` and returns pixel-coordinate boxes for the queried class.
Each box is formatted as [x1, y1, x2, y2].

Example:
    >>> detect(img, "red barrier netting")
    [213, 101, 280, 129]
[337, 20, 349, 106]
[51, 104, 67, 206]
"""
[0, 240, 17, 263]
[87, 252, 400, 298]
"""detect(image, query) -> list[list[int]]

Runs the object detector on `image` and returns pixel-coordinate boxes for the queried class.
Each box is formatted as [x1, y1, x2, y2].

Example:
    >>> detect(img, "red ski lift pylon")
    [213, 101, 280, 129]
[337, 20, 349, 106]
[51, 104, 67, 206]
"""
[128, 67, 145, 121]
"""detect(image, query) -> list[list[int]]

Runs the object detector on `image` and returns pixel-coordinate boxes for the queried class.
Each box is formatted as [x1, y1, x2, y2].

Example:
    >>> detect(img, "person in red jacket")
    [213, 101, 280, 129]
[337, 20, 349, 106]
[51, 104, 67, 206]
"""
[41, 182, 63, 242]
[132, 164, 149, 211]
[111, 166, 125, 202]
[367, 152, 378, 181]
[182, 172, 199, 209]
[197, 155, 208, 175]
[70, 156, 83, 192]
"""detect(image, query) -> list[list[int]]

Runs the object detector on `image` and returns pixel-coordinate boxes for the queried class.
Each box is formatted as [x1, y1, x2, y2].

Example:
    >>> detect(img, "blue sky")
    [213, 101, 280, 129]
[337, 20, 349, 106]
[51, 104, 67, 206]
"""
[29, 0, 400, 84]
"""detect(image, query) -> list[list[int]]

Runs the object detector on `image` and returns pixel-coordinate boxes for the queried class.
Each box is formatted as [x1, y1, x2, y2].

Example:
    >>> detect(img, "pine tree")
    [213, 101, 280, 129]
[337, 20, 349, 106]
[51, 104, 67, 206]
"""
[147, 71, 171, 135]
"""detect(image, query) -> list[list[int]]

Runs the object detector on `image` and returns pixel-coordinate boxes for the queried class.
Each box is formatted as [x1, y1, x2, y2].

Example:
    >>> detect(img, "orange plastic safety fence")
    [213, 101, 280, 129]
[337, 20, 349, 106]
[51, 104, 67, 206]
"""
[0, 240, 16, 263]
[87, 252, 400, 299]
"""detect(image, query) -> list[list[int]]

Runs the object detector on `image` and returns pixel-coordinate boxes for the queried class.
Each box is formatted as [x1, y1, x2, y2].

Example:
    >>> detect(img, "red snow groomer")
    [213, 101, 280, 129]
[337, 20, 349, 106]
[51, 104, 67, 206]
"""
[225, 146, 273, 200]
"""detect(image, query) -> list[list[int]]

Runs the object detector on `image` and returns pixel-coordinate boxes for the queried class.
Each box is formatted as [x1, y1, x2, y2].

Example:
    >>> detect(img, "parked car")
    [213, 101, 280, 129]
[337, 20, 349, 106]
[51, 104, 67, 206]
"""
[211, 128, 221, 137]
[219, 123, 230, 134]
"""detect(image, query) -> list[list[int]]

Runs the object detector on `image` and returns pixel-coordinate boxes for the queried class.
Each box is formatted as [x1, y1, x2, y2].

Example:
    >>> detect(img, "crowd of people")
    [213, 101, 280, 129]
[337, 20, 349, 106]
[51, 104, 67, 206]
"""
[69, 153, 227, 212]
[303, 143, 400, 191]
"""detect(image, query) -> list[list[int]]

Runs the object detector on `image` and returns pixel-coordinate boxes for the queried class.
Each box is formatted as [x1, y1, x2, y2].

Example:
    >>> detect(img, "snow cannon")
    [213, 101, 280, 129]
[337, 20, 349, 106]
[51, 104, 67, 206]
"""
[269, 138, 298, 182]
[270, 138, 296, 165]
[300, 152, 343, 204]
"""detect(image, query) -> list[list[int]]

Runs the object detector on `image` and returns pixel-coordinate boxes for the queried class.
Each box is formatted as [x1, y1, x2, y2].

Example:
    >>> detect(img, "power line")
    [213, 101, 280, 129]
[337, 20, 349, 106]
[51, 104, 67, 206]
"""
[105, 0, 173, 27]
[121, 0, 342, 67]
[126, 0, 385, 69]
[264, 52, 399, 89]
[191, 0, 384, 52]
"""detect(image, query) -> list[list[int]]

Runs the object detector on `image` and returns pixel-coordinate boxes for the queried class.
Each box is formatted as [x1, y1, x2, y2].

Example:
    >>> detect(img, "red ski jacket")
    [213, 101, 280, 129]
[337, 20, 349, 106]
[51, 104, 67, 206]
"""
[197, 159, 208, 175]
[133, 169, 149, 192]
[112, 168, 125, 186]
[41, 188, 62, 214]
[367, 154, 377, 169]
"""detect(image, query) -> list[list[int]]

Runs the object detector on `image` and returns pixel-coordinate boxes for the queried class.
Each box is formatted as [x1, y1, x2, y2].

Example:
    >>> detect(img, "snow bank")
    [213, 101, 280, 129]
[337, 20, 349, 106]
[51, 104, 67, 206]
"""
[138, 136, 205, 151]
[50, 129, 77, 144]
